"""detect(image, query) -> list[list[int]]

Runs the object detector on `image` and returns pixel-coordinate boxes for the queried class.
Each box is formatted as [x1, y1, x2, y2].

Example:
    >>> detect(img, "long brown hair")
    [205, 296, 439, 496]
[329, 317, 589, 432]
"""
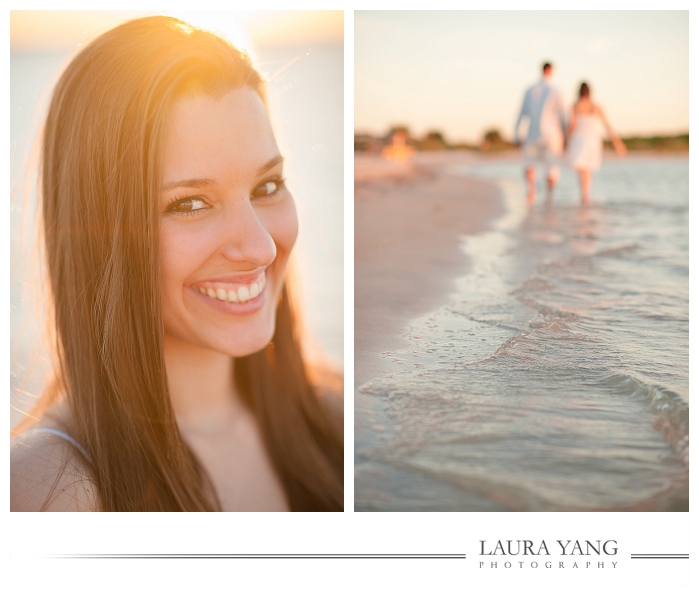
[23, 16, 342, 511]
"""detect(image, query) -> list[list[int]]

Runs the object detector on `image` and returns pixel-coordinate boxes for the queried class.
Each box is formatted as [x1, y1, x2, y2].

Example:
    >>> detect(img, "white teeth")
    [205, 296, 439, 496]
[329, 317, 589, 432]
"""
[195, 273, 266, 304]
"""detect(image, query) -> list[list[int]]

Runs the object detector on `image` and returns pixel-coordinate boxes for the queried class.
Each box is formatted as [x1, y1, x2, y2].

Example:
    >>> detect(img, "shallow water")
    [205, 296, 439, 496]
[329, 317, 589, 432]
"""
[355, 156, 688, 511]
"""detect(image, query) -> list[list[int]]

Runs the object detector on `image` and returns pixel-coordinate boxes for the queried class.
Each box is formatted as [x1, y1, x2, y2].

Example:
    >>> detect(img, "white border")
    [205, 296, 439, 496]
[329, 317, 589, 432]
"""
[5, 4, 694, 595]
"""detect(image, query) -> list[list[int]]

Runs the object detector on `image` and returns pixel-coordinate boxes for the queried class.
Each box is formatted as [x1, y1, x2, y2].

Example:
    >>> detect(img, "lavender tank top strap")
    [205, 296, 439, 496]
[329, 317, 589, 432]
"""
[17, 427, 93, 463]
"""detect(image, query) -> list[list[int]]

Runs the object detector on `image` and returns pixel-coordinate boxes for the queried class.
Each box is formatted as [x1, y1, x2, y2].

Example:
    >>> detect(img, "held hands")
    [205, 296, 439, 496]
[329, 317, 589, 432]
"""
[612, 137, 627, 157]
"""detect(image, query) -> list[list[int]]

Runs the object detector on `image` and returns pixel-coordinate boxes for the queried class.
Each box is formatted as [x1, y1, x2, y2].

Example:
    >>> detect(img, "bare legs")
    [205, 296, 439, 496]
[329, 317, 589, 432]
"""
[577, 169, 592, 205]
[527, 166, 593, 206]
[546, 171, 558, 204]
[526, 167, 559, 206]
[526, 167, 536, 206]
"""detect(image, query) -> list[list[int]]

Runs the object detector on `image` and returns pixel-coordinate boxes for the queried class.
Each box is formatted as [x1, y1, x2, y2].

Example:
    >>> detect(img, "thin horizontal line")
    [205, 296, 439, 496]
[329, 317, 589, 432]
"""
[630, 554, 688, 556]
[630, 556, 688, 559]
[49, 554, 467, 559]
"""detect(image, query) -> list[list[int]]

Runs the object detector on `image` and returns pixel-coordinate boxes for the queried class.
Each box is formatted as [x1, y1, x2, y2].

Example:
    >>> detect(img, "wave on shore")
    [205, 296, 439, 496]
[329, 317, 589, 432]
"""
[356, 155, 688, 512]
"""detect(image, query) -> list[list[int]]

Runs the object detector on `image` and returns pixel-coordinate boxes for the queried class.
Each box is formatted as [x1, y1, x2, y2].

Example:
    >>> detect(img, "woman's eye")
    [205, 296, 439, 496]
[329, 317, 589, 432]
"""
[252, 179, 284, 198]
[167, 196, 209, 213]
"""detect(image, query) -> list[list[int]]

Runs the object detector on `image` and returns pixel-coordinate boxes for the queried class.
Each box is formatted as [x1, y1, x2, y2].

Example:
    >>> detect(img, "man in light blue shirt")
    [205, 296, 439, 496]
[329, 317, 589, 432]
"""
[514, 62, 567, 204]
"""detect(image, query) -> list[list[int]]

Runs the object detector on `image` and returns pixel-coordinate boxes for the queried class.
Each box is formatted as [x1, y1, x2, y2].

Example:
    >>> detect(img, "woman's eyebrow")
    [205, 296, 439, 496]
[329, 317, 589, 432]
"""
[162, 177, 217, 192]
[257, 155, 284, 175]
[162, 156, 284, 192]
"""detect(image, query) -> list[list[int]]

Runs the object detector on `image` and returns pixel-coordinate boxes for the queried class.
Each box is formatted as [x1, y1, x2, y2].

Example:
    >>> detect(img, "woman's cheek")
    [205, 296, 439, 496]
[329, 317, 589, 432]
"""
[160, 223, 208, 290]
[266, 196, 299, 256]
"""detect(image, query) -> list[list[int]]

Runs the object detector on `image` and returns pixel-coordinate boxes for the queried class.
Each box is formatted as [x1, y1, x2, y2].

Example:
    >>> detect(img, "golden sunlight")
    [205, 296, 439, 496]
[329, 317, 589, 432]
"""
[10, 10, 343, 52]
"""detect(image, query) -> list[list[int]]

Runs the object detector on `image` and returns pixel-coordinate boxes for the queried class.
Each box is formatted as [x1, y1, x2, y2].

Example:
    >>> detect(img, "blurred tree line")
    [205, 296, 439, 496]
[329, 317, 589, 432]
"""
[354, 126, 511, 152]
[355, 127, 688, 153]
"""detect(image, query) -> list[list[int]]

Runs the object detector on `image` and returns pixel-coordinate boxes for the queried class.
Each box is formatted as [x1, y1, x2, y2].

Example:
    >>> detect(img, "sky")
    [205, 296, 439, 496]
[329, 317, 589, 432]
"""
[355, 10, 689, 142]
[10, 10, 343, 53]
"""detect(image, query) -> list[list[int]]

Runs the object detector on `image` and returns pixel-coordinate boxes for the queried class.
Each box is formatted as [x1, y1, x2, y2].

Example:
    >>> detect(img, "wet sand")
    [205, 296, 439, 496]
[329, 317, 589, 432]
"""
[355, 154, 505, 383]
[354, 154, 506, 510]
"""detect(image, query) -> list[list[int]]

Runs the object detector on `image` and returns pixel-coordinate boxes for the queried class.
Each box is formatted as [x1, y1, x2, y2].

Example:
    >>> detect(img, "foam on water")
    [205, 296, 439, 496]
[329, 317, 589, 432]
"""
[356, 157, 688, 512]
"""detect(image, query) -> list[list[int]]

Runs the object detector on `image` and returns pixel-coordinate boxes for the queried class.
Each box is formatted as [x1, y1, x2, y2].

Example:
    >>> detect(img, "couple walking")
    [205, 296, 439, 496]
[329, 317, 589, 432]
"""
[514, 62, 627, 205]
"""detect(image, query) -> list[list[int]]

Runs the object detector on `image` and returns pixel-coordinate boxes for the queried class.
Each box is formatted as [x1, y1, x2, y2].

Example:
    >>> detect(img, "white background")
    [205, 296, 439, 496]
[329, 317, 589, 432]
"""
[4, 2, 695, 595]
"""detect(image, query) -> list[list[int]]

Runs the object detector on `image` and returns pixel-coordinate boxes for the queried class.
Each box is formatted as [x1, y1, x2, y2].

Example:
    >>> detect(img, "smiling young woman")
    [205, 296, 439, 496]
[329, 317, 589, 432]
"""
[10, 16, 343, 512]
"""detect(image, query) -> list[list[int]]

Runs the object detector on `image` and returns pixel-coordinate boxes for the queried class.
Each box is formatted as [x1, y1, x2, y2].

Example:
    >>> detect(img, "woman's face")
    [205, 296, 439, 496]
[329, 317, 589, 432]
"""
[160, 87, 298, 357]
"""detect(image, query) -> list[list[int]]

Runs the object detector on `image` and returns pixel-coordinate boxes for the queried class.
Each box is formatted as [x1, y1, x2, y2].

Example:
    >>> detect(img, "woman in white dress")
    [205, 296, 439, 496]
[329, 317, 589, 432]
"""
[566, 82, 627, 204]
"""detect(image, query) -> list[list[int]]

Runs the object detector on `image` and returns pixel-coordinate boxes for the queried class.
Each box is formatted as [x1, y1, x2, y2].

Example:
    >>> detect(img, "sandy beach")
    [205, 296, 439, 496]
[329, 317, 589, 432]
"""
[354, 154, 504, 382]
[355, 154, 507, 509]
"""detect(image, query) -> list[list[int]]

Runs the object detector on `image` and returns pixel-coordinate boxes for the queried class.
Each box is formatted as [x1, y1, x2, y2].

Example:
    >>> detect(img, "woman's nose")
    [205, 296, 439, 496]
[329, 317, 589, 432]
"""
[218, 199, 277, 267]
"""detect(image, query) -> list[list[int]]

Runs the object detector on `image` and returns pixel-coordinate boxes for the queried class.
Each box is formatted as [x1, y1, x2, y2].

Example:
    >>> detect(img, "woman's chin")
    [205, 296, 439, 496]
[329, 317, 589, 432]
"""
[164, 317, 277, 358]
[212, 324, 276, 358]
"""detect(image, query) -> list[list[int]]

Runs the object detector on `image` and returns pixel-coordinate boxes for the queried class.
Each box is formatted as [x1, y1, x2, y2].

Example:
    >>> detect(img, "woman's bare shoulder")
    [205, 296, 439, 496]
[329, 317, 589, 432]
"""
[10, 430, 99, 512]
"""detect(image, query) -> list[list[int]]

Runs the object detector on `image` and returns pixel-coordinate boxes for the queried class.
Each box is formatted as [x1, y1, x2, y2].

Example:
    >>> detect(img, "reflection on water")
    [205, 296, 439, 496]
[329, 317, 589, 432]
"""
[356, 157, 688, 511]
